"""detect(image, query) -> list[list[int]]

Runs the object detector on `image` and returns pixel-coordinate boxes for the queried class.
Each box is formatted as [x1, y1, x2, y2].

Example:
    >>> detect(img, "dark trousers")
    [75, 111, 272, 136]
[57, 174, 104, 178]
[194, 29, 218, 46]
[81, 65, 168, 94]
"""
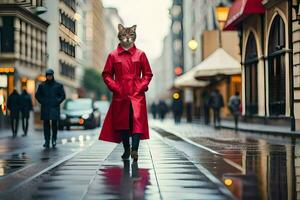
[10, 116, 19, 136]
[203, 106, 210, 125]
[121, 102, 141, 151]
[43, 120, 58, 144]
[186, 103, 192, 123]
[234, 115, 239, 130]
[22, 117, 29, 135]
[213, 108, 221, 127]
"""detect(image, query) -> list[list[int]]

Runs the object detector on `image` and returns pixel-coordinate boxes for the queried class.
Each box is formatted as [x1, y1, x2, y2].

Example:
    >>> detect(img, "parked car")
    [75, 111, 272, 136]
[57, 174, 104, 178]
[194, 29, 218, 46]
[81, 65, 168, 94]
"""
[59, 98, 100, 130]
[94, 100, 110, 126]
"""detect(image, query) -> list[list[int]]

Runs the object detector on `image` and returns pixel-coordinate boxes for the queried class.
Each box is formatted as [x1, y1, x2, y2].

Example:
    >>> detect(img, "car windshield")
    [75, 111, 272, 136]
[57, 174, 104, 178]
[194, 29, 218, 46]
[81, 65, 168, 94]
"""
[64, 99, 92, 110]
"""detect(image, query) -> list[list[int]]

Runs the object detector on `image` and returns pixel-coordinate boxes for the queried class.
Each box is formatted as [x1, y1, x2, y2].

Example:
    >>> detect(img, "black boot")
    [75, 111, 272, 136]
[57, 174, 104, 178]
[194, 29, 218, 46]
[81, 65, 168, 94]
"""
[43, 141, 50, 148]
[52, 139, 57, 148]
[121, 146, 130, 160]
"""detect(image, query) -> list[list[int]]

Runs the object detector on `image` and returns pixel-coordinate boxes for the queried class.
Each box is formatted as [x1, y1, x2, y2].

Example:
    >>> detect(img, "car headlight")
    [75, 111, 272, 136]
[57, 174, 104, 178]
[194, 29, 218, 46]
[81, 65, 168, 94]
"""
[60, 114, 67, 120]
[82, 114, 90, 119]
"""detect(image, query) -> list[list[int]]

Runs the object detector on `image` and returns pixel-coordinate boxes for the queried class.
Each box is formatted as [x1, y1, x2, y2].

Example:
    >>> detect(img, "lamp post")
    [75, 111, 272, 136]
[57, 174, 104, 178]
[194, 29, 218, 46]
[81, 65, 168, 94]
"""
[215, 3, 229, 47]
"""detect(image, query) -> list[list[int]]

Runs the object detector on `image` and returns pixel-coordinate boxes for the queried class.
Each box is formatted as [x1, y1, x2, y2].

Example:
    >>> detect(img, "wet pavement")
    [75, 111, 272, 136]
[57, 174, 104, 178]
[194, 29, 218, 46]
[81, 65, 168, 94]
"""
[0, 128, 97, 193]
[151, 119, 299, 200]
[0, 130, 234, 200]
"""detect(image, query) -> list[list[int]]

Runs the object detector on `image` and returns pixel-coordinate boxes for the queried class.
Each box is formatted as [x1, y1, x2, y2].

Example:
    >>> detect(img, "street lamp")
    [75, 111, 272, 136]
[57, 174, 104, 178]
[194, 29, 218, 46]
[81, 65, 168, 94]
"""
[215, 3, 229, 47]
[188, 37, 198, 67]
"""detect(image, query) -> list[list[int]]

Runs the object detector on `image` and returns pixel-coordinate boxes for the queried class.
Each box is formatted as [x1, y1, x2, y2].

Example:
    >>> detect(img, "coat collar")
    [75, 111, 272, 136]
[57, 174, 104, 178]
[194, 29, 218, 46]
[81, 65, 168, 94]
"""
[117, 43, 137, 55]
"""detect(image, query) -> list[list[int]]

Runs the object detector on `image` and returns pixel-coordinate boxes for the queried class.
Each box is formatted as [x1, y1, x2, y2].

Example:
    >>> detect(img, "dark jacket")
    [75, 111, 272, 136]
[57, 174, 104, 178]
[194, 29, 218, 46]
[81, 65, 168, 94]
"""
[228, 95, 241, 116]
[35, 79, 66, 120]
[210, 91, 224, 110]
[20, 91, 33, 118]
[7, 91, 20, 119]
[172, 98, 183, 114]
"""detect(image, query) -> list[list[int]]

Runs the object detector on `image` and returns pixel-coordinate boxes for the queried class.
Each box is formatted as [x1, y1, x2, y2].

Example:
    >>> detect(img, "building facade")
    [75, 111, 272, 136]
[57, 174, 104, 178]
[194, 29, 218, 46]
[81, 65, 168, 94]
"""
[82, 0, 106, 72]
[0, 0, 48, 118]
[225, 0, 300, 131]
[40, 0, 80, 97]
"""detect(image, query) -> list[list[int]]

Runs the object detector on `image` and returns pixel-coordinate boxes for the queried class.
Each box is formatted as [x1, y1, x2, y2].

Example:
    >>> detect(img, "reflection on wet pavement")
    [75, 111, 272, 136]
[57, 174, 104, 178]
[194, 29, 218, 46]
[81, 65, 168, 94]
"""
[152, 123, 299, 200]
[0, 153, 30, 176]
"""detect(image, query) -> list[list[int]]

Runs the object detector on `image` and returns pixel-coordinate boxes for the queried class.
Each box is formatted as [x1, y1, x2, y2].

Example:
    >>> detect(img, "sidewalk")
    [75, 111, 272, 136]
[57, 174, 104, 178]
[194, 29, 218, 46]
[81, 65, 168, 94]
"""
[221, 120, 300, 136]
[2, 130, 234, 200]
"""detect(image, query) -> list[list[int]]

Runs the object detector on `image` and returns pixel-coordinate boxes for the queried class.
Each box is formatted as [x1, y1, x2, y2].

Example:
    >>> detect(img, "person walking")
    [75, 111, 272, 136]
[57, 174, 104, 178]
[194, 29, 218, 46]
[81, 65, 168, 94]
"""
[35, 69, 66, 148]
[99, 24, 153, 163]
[7, 89, 20, 137]
[210, 89, 224, 128]
[19, 89, 33, 136]
[202, 90, 210, 125]
[172, 95, 183, 124]
[157, 100, 168, 121]
[150, 102, 157, 119]
[228, 92, 241, 131]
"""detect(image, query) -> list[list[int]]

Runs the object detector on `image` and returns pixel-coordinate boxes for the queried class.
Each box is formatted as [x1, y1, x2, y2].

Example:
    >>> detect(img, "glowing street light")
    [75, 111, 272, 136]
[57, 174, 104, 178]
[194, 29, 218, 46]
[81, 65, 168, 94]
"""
[188, 38, 198, 51]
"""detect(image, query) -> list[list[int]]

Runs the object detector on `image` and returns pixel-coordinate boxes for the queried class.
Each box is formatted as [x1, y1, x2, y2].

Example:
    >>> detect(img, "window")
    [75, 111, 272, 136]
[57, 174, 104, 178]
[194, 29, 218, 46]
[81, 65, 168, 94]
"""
[245, 33, 258, 115]
[268, 15, 286, 116]
[59, 37, 76, 57]
[60, 61, 75, 79]
[59, 10, 76, 34]
[0, 16, 14, 53]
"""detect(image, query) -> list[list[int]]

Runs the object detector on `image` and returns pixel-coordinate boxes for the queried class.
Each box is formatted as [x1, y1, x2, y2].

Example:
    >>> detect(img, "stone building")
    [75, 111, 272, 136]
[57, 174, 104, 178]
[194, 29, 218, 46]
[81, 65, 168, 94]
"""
[0, 0, 48, 117]
[225, 0, 300, 131]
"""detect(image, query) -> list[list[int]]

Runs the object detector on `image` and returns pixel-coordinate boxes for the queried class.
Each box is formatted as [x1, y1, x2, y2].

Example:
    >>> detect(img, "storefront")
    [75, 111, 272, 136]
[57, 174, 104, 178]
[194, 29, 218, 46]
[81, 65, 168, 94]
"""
[225, 0, 300, 130]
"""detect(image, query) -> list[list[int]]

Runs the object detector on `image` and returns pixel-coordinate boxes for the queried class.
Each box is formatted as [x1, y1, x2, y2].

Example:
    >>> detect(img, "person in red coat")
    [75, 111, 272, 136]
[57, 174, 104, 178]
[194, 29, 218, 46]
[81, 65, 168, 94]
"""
[99, 24, 153, 162]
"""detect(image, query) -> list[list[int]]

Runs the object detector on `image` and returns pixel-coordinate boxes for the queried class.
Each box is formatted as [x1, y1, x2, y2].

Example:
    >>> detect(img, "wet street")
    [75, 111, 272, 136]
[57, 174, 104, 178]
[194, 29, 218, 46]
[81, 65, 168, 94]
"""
[0, 120, 299, 200]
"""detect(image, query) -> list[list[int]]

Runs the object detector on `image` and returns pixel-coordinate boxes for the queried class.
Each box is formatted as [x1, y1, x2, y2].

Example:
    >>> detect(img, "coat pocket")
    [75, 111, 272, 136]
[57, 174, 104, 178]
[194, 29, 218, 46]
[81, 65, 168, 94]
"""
[133, 61, 141, 76]
[113, 61, 122, 76]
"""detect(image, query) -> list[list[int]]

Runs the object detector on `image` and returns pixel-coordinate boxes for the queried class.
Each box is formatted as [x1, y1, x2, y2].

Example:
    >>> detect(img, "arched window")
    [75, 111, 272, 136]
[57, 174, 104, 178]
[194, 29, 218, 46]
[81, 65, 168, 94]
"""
[268, 15, 286, 116]
[245, 33, 258, 115]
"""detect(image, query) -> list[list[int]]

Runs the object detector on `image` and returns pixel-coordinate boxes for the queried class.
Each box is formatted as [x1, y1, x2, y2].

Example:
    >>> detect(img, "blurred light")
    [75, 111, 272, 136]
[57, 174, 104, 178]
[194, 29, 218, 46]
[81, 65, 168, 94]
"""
[79, 119, 85, 125]
[188, 39, 198, 51]
[174, 67, 183, 76]
[26, 80, 35, 94]
[224, 178, 233, 186]
[0, 75, 7, 88]
[0, 67, 14, 73]
[36, 74, 46, 82]
[71, 137, 76, 143]
[86, 135, 91, 141]
[82, 114, 89, 120]
[79, 135, 84, 142]
[172, 92, 180, 100]
[60, 114, 67, 120]
[61, 138, 68, 145]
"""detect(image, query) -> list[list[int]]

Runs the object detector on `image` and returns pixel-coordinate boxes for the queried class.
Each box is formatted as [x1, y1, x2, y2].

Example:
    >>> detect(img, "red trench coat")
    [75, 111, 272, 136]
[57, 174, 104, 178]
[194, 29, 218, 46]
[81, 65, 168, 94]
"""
[99, 44, 153, 143]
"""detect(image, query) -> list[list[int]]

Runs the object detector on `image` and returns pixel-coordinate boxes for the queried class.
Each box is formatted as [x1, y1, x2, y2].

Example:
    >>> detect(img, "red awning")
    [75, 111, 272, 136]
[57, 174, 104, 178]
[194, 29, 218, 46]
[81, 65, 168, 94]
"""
[224, 0, 265, 30]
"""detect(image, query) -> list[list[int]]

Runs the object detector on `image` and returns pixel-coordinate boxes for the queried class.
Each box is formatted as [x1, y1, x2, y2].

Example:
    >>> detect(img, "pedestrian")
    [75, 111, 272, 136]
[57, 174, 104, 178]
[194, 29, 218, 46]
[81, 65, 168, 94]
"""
[210, 89, 224, 128]
[99, 24, 153, 163]
[157, 100, 168, 121]
[35, 69, 66, 148]
[172, 95, 183, 124]
[19, 88, 33, 136]
[7, 89, 20, 137]
[202, 90, 210, 125]
[150, 102, 157, 119]
[228, 91, 241, 131]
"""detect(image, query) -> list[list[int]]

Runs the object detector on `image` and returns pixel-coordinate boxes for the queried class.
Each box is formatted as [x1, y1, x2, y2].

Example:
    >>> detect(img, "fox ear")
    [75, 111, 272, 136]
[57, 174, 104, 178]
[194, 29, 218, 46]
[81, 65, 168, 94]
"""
[118, 24, 124, 31]
[131, 25, 137, 32]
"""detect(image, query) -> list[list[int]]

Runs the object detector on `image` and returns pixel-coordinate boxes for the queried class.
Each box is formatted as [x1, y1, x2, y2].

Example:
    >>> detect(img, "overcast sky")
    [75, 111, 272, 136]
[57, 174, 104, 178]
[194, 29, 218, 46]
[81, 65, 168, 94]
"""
[102, 0, 172, 60]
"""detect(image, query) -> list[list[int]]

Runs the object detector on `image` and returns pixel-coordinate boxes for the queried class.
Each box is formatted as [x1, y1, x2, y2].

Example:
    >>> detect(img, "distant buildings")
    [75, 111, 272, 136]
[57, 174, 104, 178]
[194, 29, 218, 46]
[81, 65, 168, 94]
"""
[103, 7, 123, 56]
[82, 0, 106, 72]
